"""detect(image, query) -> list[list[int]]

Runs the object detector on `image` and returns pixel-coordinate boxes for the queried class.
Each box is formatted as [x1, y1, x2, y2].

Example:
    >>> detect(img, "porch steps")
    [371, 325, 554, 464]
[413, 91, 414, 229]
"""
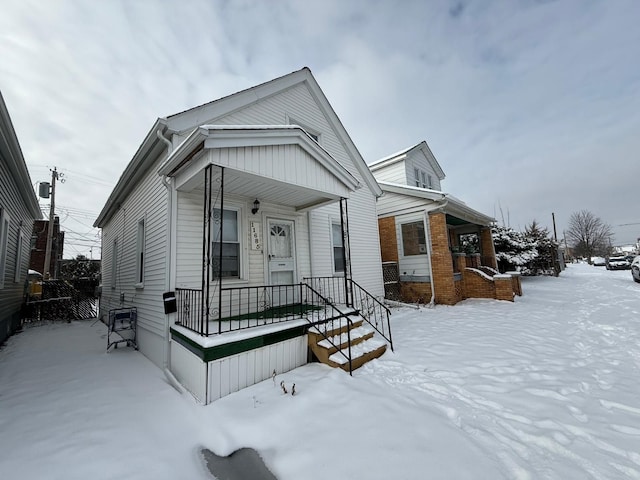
[308, 316, 387, 372]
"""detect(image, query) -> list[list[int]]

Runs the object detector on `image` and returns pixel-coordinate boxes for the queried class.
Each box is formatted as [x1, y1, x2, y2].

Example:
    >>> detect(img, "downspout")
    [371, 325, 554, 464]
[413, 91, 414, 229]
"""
[158, 129, 184, 393]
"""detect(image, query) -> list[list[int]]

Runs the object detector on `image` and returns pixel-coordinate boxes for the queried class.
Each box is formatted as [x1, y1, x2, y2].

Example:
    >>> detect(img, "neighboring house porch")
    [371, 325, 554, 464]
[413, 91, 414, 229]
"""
[371, 142, 521, 306]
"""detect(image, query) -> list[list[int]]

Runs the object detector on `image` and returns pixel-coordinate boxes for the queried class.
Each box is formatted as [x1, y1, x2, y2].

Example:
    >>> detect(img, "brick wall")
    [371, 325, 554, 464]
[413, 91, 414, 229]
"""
[480, 227, 498, 269]
[378, 217, 398, 263]
[399, 282, 433, 303]
[428, 212, 457, 305]
[494, 275, 515, 301]
[462, 269, 497, 299]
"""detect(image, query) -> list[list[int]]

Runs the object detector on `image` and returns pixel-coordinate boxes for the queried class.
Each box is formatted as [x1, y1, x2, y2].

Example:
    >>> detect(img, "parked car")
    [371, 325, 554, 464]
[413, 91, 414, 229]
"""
[591, 256, 606, 266]
[632, 256, 640, 283]
[606, 255, 631, 270]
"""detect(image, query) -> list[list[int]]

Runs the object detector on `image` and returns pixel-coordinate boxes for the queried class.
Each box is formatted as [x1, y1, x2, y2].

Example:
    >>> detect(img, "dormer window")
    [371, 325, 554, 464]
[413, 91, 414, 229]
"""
[414, 168, 430, 189]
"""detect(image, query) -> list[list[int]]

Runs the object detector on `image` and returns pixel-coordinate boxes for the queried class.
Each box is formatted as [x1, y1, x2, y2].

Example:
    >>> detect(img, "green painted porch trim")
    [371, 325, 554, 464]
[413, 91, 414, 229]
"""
[170, 324, 308, 363]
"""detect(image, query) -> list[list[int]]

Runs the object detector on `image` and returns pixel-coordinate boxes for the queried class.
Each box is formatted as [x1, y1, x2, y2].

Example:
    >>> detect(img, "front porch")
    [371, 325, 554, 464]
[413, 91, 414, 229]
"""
[158, 125, 392, 403]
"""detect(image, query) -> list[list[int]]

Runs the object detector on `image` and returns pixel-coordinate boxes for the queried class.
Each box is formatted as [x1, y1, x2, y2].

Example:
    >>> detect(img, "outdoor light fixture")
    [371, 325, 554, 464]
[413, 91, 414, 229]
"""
[252, 199, 260, 215]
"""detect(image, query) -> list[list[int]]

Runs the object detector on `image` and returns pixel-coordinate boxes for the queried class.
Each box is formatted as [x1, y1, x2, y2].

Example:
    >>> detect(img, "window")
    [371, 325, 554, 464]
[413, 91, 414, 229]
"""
[414, 168, 421, 187]
[401, 221, 427, 256]
[212, 208, 240, 278]
[427, 174, 433, 189]
[135, 219, 145, 286]
[331, 222, 345, 273]
[14, 227, 25, 283]
[0, 208, 9, 288]
[111, 238, 118, 289]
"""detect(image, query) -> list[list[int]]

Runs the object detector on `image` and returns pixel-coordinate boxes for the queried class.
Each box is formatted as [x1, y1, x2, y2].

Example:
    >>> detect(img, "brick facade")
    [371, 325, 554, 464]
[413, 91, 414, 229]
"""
[376, 212, 516, 305]
[428, 212, 457, 305]
[378, 217, 398, 262]
[480, 227, 498, 269]
[30, 218, 64, 278]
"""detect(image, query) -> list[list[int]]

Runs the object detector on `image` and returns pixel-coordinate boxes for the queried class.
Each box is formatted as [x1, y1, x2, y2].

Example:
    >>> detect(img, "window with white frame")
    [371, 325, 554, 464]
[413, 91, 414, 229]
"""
[212, 207, 240, 278]
[14, 227, 25, 283]
[331, 222, 345, 273]
[414, 167, 433, 189]
[401, 221, 427, 256]
[111, 238, 118, 289]
[0, 208, 9, 289]
[135, 218, 145, 286]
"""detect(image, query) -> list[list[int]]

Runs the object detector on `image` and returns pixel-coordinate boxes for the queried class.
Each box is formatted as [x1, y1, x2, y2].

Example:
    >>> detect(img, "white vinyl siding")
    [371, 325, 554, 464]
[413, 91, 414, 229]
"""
[0, 154, 39, 344]
[406, 156, 442, 192]
[369, 160, 406, 184]
[99, 151, 168, 368]
[176, 192, 311, 289]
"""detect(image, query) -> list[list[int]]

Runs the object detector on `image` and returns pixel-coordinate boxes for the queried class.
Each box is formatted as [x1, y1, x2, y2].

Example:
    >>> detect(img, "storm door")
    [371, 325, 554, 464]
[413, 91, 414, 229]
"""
[267, 219, 297, 307]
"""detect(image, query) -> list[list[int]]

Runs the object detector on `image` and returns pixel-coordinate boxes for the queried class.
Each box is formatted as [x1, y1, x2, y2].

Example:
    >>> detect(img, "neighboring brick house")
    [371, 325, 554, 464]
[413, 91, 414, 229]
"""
[371, 141, 520, 305]
[29, 217, 64, 278]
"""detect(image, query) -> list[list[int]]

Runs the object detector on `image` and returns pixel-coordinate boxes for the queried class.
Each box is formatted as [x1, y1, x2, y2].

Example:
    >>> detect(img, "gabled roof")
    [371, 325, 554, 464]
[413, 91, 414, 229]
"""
[0, 92, 42, 219]
[369, 141, 446, 181]
[378, 181, 494, 226]
[166, 67, 381, 196]
[158, 125, 360, 191]
[95, 67, 382, 227]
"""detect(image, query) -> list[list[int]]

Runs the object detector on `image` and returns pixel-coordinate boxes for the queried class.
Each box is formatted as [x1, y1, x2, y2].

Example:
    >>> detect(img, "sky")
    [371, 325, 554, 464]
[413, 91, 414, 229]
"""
[2, 263, 640, 479]
[1, 0, 639, 259]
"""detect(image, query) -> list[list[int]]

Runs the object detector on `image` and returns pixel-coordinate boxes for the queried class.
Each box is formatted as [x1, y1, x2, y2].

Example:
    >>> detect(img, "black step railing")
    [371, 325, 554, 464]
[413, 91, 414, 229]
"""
[175, 283, 354, 372]
[303, 277, 393, 351]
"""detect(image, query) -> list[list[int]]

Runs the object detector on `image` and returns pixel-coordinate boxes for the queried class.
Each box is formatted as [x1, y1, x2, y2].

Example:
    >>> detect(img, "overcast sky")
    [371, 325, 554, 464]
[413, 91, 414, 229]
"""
[1, 0, 639, 258]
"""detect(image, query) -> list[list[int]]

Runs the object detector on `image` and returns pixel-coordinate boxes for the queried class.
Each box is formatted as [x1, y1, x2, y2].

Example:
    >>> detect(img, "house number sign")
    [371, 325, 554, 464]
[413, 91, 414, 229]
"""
[250, 221, 262, 251]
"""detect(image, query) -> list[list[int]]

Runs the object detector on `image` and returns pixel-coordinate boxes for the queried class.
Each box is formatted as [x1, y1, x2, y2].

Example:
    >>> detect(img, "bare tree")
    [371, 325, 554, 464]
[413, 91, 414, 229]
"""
[565, 210, 613, 262]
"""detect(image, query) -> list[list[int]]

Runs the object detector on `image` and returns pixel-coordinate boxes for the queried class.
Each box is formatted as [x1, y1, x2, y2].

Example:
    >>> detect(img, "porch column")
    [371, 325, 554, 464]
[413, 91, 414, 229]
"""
[480, 226, 498, 269]
[428, 212, 457, 305]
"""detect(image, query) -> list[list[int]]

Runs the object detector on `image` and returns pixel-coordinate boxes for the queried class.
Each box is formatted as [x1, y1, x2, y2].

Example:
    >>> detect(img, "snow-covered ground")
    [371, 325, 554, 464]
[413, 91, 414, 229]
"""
[1, 262, 639, 479]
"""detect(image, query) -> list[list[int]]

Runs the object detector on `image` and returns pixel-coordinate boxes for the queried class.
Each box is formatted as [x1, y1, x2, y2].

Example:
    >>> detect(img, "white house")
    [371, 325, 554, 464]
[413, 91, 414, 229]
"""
[370, 141, 519, 305]
[0, 92, 42, 344]
[95, 68, 392, 404]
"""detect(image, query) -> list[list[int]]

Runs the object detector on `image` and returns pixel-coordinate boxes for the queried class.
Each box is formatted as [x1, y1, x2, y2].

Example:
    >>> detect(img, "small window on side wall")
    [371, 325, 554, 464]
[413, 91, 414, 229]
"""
[111, 238, 118, 289]
[331, 222, 345, 274]
[136, 219, 145, 286]
[0, 208, 10, 289]
[401, 221, 427, 256]
[14, 227, 25, 283]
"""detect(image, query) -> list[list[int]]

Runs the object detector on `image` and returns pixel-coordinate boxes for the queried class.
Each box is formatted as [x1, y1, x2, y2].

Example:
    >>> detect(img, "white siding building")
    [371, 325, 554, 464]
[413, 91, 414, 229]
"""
[0, 92, 42, 344]
[95, 68, 390, 403]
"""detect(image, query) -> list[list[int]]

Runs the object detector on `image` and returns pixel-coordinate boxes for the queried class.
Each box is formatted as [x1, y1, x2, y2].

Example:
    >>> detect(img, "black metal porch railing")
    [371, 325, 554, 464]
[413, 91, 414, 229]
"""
[174, 283, 355, 372]
[303, 277, 394, 351]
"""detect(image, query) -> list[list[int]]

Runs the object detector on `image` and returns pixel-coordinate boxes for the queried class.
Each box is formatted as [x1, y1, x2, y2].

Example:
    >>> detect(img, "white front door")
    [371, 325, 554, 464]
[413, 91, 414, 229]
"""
[267, 218, 296, 286]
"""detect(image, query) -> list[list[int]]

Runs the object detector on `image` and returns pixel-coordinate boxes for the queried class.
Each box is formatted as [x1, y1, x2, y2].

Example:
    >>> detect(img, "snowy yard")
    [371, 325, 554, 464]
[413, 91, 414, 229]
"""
[1, 262, 639, 479]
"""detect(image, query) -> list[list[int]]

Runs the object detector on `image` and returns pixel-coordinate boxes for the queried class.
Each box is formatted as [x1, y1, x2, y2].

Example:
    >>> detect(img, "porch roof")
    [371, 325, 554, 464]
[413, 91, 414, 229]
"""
[378, 181, 495, 227]
[158, 125, 361, 211]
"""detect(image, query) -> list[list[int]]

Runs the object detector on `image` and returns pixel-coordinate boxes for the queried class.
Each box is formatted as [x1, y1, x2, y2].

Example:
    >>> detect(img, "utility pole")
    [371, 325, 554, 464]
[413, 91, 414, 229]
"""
[552, 212, 558, 242]
[43, 167, 62, 280]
